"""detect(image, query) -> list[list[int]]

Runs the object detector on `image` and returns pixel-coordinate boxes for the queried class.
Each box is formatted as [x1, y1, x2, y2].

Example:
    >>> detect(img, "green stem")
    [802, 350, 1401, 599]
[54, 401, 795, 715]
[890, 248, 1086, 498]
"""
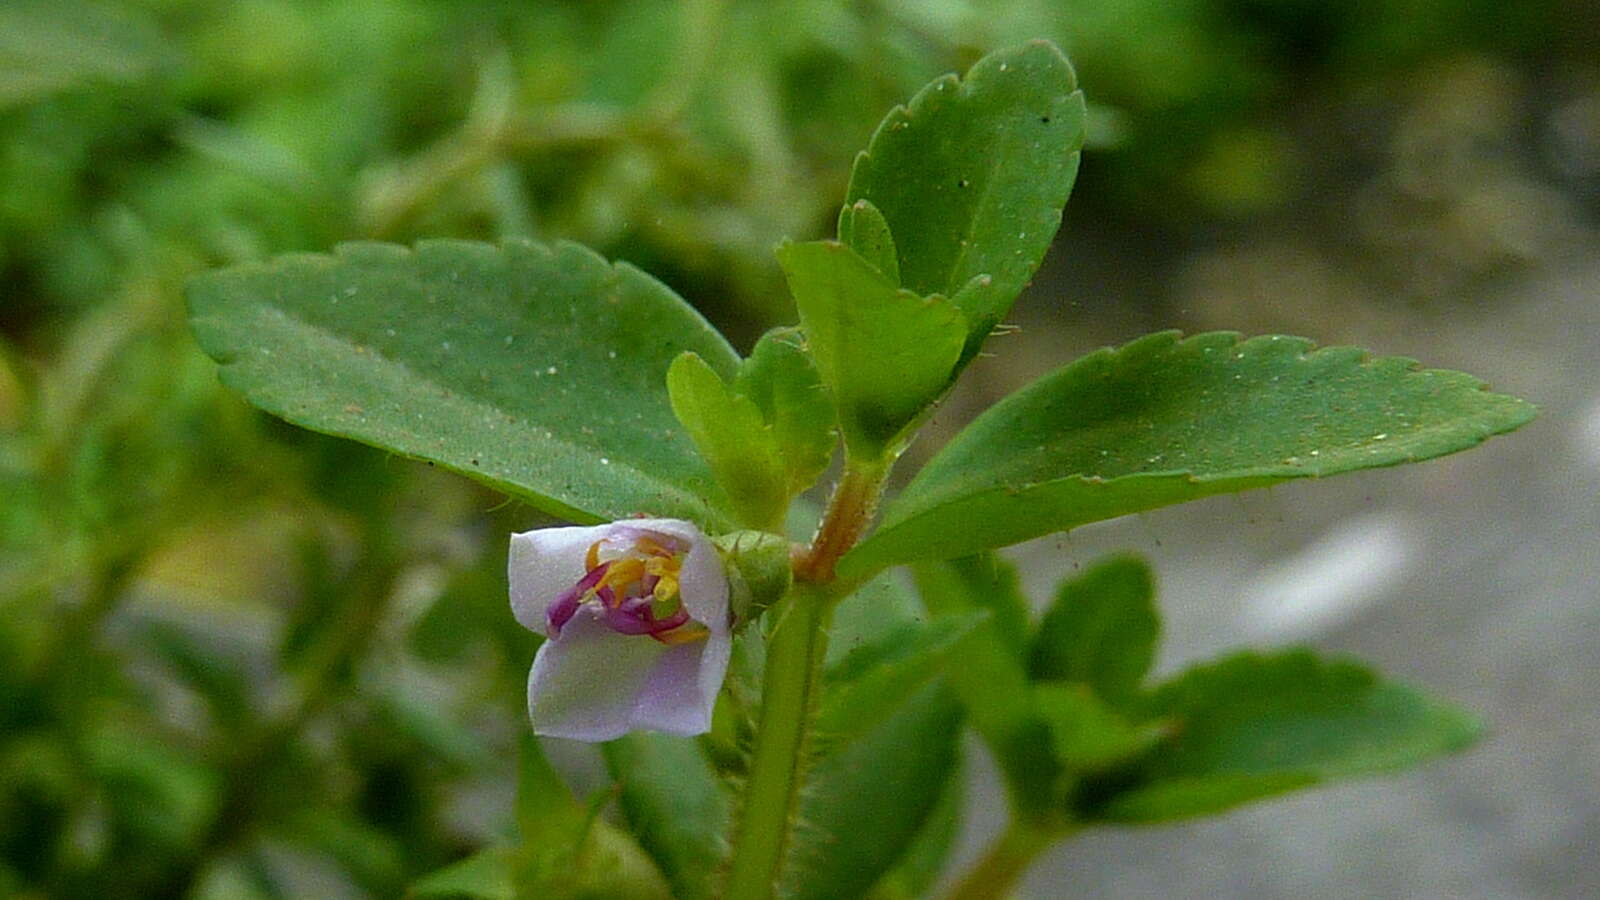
[723, 583, 832, 900]
[943, 820, 1072, 900]
[796, 457, 887, 584]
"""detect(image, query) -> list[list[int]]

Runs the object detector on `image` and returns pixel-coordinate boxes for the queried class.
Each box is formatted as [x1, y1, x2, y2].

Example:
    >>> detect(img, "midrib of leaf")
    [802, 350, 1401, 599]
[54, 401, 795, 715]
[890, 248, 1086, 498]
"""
[221, 302, 720, 525]
[939, 124, 1019, 299]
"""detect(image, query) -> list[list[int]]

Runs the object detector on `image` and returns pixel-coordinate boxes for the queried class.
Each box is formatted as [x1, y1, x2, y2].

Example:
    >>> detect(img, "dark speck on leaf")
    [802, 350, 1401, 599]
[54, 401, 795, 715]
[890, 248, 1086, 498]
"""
[1040, 116, 1050, 123]
[958, 178, 970, 188]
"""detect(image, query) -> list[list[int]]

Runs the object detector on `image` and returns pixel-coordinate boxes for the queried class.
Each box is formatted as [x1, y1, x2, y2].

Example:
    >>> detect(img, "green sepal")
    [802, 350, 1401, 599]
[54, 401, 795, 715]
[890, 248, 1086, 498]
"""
[713, 529, 793, 628]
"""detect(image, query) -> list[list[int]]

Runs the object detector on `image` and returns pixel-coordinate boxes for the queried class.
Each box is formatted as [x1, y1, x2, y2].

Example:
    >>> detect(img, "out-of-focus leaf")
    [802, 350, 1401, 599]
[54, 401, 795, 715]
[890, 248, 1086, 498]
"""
[779, 239, 964, 458]
[512, 733, 670, 899]
[0, 0, 172, 107]
[845, 331, 1536, 576]
[1093, 650, 1481, 823]
[85, 723, 219, 850]
[408, 846, 515, 900]
[602, 733, 730, 900]
[844, 40, 1086, 361]
[1029, 555, 1158, 705]
[282, 808, 404, 894]
[784, 685, 964, 900]
[911, 560, 1033, 756]
[188, 240, 741, 528]
[816, 611, 986, 751]
[864, 736, 964, 900]
[935, 553, 1031, 660]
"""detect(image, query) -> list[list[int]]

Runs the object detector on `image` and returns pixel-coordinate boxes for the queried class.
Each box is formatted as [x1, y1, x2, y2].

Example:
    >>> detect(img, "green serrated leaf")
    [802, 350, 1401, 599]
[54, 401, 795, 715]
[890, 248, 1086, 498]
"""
[844, 331, 1535, 576]
[1092, 650, 1482, 823]
[187, 240, 741, 529]
[778, 240, 965, 459]
[837, 199, 900, 285]
[785, 685, 964, 900]
[733, 327, 835, 496]
[816, 611, 987, 751]
[602, 734, 731, 900]
[845, 40, 1086, 361]
[668, 352, 787, 529]
[1029, 554, 1158, 706]
[1097, 773, 1316, 824]
[408, 846, 516, 900]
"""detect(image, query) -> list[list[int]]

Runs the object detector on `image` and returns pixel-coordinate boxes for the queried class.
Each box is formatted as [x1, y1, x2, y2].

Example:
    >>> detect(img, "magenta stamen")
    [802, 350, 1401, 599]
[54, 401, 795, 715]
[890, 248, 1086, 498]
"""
[601, 605, 663, 635]
[546, 585, 581, 637]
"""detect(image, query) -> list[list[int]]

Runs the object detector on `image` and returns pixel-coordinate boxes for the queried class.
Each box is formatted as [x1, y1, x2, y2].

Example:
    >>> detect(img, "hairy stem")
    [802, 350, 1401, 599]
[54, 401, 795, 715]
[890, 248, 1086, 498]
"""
[723, 584, 832, 899]
[796, 457, 886, 583]
[943, 820, 1071, 900]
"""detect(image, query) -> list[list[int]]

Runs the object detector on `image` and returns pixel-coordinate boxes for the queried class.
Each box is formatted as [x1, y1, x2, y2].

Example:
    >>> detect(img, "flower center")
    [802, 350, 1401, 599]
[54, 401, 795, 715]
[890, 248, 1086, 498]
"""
[546, 531, 710, 644]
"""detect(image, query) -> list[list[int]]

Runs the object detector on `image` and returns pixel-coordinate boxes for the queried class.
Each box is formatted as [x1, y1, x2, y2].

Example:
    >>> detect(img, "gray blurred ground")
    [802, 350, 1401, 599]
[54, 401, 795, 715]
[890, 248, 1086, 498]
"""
[932, 238, 1599, 898]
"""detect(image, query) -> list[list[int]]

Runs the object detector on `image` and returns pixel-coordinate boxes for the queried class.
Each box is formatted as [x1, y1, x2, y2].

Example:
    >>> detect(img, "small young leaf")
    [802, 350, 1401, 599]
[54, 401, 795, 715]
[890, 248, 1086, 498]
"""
[785, 685, 964, 900]
[602, 734, 731, 900]
[778, 240, 965, 459]
[733, 327, 835, 495]
[816, 611, 987, 751]
[188, 240, 741, 529]
[836, 199, 900, 285]
[846, 40, 1086, 362]
[1090, 650, 1481, 823]
[844, 331, 1535, 575]
[668, 352, 788, 529]
[1029, 555, 1158, 706]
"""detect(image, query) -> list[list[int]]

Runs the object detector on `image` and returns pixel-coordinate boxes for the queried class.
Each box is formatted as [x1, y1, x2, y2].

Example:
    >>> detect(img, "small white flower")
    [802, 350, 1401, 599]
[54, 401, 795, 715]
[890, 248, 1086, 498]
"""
[509, 518, 731, 742]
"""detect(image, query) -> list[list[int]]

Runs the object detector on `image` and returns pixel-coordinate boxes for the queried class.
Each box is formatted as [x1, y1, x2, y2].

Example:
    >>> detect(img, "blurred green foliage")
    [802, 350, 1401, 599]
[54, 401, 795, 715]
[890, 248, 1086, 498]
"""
[0, 0, 1581, 896]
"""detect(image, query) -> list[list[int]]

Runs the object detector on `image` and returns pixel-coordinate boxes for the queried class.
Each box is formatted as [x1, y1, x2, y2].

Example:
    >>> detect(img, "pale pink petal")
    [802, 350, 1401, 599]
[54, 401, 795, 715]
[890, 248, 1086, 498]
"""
[526, 612, 666, 741]
[508, 525, 606, 635]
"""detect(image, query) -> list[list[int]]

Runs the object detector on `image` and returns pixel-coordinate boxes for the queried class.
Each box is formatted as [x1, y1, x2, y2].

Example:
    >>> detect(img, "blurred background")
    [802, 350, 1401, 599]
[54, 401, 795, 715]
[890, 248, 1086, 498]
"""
[1, 0, 1595, 897]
